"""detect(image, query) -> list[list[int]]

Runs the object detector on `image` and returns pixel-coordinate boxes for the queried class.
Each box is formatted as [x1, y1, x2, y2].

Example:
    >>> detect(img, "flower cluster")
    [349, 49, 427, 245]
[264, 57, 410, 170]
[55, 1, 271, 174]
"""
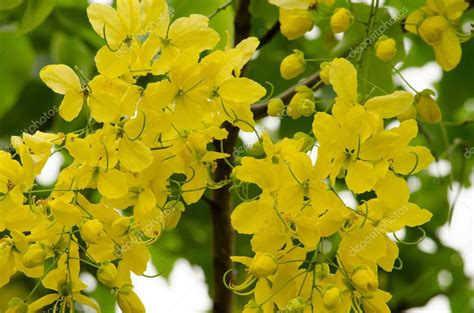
[1, 0, 266, 312]
[230, 57, 434, 312]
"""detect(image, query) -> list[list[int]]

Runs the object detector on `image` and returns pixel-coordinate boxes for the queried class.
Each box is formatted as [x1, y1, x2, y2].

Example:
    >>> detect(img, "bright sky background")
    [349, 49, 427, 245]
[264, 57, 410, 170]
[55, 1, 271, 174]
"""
[33, 1, 473, 312]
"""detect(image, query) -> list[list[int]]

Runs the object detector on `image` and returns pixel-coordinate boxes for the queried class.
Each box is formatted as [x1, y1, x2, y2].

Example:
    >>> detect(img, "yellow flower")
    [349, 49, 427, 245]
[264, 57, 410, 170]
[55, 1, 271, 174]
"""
[39, 65, 86, 121]
[375, 37, 397, 62]
[330, 8, 353, 34]
[280, 50, 306, 80]
[405, 0, 469, 71]
[279, 8, 314, 40]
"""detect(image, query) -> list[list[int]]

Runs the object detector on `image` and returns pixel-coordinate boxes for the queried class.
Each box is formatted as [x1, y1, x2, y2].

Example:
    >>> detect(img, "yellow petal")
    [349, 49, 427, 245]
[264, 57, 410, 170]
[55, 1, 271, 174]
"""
[95, 45, 130, 77]
[405, 8, 425, 34]
[59, 91, 84, 122]
[118, 138, 153, 172]
[87, 4, 123, 43]
[391, 146, 434, 175]
[88, 92, 121, 123]
[98, 169, 128, 199]
[220, 78, 266, 103]
[359, 131, 400, 160]
[28, 294, 61, 312]
[231, 195, 273, 234]
[434, 28, 462, 71]
[346, 160, 378, 193]
[375, 171, 409, 209]
[364, 91, 414, 118]
[328, 58, 358, 103]
[50, 201, 83, 227]
[377, 236, 399, 272]
[122, 244, 150, 275]
[39, 64, 81, 94]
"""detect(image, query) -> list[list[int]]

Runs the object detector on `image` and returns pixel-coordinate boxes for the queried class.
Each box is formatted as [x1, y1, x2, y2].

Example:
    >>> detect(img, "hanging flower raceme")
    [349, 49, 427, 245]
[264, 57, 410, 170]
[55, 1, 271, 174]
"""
[405, 0, 470, 71]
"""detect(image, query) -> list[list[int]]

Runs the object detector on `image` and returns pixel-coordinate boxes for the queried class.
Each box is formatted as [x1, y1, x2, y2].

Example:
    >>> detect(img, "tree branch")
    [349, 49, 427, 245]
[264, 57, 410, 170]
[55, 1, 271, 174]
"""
[258, 21, 280, 47]
[211, 1, 252, 313]
[252, 72, 321, 120]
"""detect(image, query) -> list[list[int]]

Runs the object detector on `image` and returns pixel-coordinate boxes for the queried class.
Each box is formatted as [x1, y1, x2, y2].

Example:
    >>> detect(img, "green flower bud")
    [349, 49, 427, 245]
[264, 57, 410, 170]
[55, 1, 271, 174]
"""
[299, 98, 315, 117]
[267, 98, 285, 117]
[285, 297, 305, 312]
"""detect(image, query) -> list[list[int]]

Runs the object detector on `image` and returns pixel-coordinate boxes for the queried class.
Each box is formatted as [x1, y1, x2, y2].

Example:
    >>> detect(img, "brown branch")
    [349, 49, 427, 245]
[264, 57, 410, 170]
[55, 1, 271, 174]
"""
[252, 72, 321, 120]
[210, 1, 252, 313]
[258, 21, 280, 47]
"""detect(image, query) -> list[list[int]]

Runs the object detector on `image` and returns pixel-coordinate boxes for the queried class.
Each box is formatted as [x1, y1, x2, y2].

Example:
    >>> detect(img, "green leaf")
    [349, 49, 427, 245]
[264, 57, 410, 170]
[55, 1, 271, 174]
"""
[0, 0, 23, 11]
[51, 32, 93, 77]
[0, 32, 34, 120]
[20, 0, 56, 33]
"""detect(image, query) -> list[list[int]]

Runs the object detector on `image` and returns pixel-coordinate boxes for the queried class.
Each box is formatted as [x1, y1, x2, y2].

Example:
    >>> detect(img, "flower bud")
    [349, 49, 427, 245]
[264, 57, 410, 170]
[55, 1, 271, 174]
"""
[319, 62, 331, 85]
[315, 263, 330, 280]
[375, 37, 397, 62]
[322, 285, 340, 309]
[117, 285, 146, 313]
[280, 50, 306, 80]
[250, 252, 278, 278]
[285, 297, 305, 312]
[288, 86, 314, 119]
[299, 98, 315, 117]
[7, 297, 28, 313]
[81, 219, 104, 244]
[330, 8, 353, 34]
[415, 90, 442, 123]
[397, 105, 417, 121]
[280, 9, 314, 40]
[267, 98, 285, 117]
[352, 265, 378, 293]
[164, 200, 185, 229]
[418, 16, 449, 46]
[23, 244, 46, 268]
[98, 262, 118, 288]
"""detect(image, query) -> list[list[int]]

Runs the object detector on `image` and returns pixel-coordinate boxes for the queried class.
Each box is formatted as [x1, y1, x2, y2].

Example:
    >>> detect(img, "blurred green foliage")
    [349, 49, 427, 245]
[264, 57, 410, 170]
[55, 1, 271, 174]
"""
[0, 0, 472, 312]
